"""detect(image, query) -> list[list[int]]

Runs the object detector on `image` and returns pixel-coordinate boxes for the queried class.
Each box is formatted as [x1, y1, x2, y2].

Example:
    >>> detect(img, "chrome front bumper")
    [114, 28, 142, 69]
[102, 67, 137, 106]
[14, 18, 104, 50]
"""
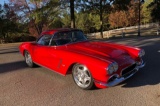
[97, 62, 145, 87]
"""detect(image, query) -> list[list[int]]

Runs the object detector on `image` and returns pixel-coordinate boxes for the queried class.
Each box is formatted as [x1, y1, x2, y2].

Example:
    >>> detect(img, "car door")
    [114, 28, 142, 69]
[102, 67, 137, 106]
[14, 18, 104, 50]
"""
[33, 35, 52, 67]
[32, 34, 65, 73]
[45, 46, 63, 73]
[44, 31, 72, 74]
[45, 36, 66, 73]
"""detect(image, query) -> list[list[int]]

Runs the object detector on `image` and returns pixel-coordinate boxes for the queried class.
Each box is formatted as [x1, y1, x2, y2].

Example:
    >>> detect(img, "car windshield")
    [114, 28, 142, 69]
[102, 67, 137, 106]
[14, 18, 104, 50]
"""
[51, 30, 87, 45]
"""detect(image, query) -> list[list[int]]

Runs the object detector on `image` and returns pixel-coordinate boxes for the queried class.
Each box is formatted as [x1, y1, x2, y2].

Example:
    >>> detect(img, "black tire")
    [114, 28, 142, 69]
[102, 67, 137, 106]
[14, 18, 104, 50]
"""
[72, 64, 94, 90]
[24, 51, 35, 67]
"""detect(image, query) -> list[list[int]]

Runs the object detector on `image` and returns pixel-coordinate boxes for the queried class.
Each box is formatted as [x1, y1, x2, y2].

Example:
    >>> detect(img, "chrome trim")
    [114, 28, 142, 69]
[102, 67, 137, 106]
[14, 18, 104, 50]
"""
[95, 61, 145, 87]
[138, 49, 145, 57]
[108, 74, 119, 80]
[33, 61, 65, 76]
[136, 59, 143, 66]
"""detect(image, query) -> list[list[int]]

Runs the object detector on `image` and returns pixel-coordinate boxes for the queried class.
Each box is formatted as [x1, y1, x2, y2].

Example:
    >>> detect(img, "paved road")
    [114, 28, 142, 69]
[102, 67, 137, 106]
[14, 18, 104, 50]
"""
[0, 36, 160, 106]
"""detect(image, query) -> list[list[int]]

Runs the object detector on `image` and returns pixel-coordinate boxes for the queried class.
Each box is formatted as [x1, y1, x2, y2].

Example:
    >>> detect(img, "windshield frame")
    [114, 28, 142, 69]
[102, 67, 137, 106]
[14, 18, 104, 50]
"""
[50, 30, 87, 46]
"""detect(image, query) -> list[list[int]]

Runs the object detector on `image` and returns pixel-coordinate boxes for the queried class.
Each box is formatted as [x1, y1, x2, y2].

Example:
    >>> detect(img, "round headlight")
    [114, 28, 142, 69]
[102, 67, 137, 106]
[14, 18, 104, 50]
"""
[138, 49, 145, 57]
[107, 62, 119, 75]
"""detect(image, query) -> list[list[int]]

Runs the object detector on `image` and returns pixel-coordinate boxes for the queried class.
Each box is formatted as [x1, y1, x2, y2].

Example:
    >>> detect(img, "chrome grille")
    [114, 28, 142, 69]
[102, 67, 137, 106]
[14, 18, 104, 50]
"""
[121, 63, 137, 76]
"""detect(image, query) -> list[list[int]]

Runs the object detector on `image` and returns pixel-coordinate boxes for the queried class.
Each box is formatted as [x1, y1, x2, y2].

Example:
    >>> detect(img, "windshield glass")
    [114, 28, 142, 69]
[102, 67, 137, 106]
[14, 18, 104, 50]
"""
[51, 30, 87, 46]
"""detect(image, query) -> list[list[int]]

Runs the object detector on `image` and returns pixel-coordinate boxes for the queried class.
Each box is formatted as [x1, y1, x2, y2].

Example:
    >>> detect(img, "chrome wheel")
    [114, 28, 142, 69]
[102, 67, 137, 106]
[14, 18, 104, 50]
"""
[25, 51, 33, 67]
[72, 64, 94, 89]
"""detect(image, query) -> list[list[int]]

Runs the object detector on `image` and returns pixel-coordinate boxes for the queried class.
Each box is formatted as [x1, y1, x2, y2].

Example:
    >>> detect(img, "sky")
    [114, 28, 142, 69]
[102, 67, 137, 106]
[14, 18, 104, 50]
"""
[0, 0, 8, 5]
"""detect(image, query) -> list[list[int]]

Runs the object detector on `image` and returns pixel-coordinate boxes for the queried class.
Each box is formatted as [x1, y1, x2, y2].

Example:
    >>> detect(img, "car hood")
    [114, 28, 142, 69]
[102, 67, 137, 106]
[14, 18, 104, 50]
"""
[67, 41, 135, 67]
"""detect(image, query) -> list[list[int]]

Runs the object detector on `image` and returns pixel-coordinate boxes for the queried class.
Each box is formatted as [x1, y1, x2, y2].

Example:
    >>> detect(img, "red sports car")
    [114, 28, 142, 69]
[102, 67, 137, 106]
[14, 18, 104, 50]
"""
[19, 28, 145, 90]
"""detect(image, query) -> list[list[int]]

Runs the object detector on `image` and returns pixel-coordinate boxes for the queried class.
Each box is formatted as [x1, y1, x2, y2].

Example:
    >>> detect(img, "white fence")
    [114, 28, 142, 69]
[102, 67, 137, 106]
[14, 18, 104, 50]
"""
[87, 23, 159, 39]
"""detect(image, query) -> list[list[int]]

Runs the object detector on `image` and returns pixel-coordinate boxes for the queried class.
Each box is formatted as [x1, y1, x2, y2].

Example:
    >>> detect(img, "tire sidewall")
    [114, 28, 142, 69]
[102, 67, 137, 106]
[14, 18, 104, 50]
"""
[24, 51, 34, 68]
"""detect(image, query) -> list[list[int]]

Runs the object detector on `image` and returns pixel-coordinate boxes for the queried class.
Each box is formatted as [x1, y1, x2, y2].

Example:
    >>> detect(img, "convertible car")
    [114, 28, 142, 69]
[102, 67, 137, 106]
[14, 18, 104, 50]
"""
[19, 28, 145, 90]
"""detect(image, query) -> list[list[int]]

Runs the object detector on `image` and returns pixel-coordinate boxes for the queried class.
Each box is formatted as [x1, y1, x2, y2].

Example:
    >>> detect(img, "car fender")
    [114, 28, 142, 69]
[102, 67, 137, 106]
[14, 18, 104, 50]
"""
[56, 50, 111, 82]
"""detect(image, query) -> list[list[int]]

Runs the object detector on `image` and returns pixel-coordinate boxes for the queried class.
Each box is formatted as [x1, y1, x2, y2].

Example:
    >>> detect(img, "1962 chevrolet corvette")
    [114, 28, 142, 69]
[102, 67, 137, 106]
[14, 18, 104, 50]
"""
[19, 28, 145, 90]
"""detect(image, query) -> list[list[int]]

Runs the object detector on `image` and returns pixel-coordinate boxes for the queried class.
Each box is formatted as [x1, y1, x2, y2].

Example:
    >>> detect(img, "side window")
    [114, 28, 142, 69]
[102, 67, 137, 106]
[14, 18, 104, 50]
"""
[50, 39, 57, 46]
[52, 32, 72, 45]
[53, 32, 72, 40]
[37, 35, 52, 46]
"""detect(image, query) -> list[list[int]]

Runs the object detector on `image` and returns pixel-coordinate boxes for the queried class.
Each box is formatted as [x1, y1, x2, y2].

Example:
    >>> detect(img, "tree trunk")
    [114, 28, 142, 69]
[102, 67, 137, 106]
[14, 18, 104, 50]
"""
[70, 0, 75, 28]
[100, 0, 103, 38]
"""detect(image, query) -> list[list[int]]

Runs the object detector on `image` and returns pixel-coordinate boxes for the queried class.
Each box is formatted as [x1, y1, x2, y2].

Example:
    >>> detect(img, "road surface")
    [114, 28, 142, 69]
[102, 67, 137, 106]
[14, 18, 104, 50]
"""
[0, 36, 160, 106]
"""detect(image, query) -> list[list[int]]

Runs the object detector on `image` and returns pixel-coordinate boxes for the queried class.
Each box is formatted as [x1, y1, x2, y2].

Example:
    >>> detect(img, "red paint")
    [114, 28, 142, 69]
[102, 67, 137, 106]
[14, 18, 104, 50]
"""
[19, 28, 143, 88]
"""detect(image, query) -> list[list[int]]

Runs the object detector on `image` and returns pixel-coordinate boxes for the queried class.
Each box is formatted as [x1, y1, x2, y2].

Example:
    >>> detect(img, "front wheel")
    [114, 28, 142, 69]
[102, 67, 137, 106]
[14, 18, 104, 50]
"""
[24, 51, 34, 67]
[72, 64, 94, 90]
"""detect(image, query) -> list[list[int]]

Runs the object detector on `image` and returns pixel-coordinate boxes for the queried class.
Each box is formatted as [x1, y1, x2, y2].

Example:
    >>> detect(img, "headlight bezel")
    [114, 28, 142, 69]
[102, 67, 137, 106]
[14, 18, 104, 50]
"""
[138, 49, 145, 57]
[107, 62, 119, 75]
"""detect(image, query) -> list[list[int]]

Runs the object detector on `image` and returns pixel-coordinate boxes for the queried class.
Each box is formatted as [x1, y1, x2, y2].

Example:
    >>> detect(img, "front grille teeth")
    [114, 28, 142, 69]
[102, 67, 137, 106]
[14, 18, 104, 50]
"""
[121, 63, 137, 76]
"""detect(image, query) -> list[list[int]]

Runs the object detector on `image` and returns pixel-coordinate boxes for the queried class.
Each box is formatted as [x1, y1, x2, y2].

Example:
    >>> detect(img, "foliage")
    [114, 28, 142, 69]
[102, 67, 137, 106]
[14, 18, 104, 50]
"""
[8, 0, 60, 37]
[61, 13, 71, 28]
[142, 0, 153, 23]
[0, 3, 20, 41]
[109, 0, 145, 28]
[109, 11, 128, 28]
[0, 0, 159, 42]
[76, 12, 101, 33]
[147, 0, 160, 23]
[112, 0, 130, 11]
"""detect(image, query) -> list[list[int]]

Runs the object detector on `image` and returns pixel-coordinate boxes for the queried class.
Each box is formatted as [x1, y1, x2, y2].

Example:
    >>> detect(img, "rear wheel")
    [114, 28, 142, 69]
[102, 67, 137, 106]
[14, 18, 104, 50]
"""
[72, 64, 94, 90]
[24, 51, 34, 67]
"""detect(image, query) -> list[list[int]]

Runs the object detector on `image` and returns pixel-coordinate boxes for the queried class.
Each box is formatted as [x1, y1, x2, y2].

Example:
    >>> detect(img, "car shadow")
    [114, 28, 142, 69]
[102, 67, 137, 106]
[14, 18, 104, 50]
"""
[0, 61, 28, 73]
[119, 39, 160, 88]
[0, 50, 19, 54]
[0, 47, 19, 54]
[0, 47, 18, 51]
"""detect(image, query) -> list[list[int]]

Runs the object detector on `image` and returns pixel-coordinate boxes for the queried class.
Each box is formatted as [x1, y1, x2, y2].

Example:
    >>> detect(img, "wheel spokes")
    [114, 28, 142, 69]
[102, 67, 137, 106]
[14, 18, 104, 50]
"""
[74, 65, 91, 88]
[84, 76, 91, 83]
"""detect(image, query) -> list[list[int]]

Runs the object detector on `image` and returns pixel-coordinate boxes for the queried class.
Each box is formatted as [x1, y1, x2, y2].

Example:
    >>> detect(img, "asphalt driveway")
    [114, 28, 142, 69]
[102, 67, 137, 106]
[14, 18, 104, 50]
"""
[0, 36, 160, 106]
